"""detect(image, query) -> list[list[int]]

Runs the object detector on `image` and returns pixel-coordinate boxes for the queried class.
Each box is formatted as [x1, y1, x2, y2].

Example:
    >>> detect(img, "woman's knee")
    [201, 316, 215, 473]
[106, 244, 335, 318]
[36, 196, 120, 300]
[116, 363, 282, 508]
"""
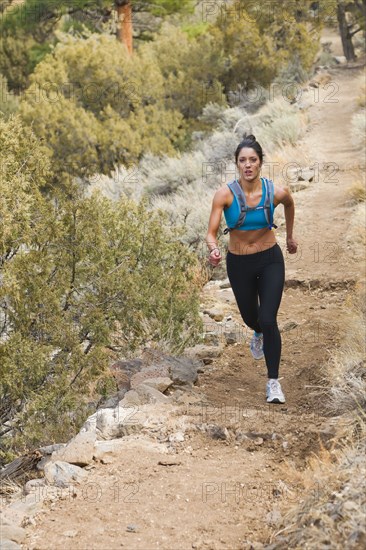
[258, 315, 279, 333]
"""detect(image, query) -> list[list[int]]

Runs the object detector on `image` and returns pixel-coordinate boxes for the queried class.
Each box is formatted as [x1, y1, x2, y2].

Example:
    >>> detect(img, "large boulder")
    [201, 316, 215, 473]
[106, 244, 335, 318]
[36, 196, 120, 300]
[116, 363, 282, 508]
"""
[81, 405, 144, 440]
[44, 461, 88, 488]
[51, 432, 96, 466]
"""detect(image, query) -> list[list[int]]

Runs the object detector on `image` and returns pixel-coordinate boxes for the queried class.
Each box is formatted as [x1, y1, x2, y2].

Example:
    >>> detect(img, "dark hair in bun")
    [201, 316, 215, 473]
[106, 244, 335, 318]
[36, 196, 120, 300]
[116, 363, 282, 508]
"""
[235, 133, 263, 165]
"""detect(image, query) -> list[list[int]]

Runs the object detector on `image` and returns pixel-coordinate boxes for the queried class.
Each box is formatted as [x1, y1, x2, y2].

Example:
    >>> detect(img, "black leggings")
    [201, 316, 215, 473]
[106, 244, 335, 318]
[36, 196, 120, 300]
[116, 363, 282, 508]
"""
[226, 243, 285, 379]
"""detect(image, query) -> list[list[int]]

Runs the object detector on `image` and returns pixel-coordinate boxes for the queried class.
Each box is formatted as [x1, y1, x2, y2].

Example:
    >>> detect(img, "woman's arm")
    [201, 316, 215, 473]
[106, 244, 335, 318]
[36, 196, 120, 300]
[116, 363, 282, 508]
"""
[206, 187, 228, 265]
[274, 185, 298, 254]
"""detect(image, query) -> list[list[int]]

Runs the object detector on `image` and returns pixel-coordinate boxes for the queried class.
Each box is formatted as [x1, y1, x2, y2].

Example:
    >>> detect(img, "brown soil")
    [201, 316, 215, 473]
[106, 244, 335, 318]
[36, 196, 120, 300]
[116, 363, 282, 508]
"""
[22, 31, 365, 550]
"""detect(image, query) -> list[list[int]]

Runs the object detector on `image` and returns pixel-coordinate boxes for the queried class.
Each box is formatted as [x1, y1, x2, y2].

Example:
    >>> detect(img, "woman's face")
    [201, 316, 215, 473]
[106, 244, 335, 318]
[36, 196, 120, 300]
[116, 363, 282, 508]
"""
[236, 147, 261, 182]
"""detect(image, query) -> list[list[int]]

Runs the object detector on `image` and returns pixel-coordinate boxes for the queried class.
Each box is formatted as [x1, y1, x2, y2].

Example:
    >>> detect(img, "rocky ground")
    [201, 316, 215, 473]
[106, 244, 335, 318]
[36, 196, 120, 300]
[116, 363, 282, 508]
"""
[1, 30, 365, 550]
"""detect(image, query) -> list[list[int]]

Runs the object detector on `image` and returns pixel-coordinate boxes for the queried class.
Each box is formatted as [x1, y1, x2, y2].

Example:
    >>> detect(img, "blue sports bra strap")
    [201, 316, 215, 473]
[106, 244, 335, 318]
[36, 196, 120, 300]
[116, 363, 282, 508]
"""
[262, 177, 276, 229]
[228, 180, 248, 229]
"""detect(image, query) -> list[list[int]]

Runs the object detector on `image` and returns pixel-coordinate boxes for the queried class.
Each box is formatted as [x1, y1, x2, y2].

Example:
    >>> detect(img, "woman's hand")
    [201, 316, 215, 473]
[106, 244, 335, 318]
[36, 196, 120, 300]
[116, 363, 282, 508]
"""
[286, 237, 298, 254]
[208, 248, 222, 266]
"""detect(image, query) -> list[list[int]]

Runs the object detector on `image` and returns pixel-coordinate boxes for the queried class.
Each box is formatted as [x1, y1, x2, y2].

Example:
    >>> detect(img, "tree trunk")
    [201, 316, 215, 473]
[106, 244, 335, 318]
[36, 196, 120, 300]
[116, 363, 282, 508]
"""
[337, 1, 356, 61]
[116, 1, 133, 54]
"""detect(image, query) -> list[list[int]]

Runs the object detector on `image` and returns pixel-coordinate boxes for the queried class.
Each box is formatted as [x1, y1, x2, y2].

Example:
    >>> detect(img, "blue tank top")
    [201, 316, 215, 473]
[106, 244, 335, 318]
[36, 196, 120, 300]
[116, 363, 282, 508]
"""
[223, 178, 276, 231]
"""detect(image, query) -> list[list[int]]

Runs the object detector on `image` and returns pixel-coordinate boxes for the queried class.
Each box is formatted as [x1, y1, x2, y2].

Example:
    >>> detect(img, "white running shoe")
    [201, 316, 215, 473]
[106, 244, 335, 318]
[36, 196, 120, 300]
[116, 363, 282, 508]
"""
[250, 333, 264, 360]
[266, 379, 286, 403]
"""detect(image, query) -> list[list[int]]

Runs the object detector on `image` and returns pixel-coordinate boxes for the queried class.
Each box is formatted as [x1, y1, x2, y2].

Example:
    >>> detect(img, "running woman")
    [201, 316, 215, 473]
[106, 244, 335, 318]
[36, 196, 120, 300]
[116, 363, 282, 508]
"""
[205, 134, 298, 403]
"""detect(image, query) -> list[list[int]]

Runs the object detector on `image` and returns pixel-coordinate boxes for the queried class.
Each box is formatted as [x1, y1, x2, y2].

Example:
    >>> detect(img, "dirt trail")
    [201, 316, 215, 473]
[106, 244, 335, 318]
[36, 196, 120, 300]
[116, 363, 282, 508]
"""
[23, 34, 365, 550]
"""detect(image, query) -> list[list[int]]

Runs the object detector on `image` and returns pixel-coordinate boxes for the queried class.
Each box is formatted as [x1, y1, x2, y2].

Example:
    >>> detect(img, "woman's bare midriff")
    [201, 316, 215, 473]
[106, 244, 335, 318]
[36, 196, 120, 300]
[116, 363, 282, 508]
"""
[228, 227, 277, 255]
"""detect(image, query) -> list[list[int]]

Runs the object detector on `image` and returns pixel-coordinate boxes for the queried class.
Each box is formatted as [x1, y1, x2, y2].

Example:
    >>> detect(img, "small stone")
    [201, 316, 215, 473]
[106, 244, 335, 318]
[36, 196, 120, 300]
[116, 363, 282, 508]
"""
[343, 500, 357, 512]
[63, 530, 78, 538]
[254, 437, 264, 445]
[126, 524, 139, 533]
[206, 425, 230, 440]
[203, 308, 224, 321]
[24, 478, 46, 495]
[219, 279, 231, 289]
[168, 432, 185, 443]
[333, 55, 347, 64]
[280, 320, 299, 332]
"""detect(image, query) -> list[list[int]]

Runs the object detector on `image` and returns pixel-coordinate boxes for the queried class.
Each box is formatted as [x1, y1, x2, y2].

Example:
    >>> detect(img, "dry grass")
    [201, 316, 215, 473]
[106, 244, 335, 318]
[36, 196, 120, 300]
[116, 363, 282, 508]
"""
[271, 434, 366, 549]
[355, 74, 366, 109]
[252, 98, 308, 152]
[271, 276, 366, 549]
[348, 178, 366, 203]
[351, 110, 366, 148]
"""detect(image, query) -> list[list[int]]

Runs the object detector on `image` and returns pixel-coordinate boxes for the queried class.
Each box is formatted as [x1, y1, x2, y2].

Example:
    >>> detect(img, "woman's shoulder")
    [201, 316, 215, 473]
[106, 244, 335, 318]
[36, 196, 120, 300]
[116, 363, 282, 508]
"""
[273, 183, 292, 206]
[214, 184, 231, 203]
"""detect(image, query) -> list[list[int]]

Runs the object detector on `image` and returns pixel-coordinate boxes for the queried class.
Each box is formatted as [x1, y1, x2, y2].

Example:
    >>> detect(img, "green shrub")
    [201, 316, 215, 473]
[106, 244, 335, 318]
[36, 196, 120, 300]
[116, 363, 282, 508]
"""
[0, 116, 202, 462]
[0, 74, 19, 118]
[19, 33, 186, 185]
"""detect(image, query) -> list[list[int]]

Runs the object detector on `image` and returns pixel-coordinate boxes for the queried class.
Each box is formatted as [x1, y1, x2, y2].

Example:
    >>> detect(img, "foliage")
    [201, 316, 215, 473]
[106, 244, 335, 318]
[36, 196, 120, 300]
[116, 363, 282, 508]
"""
[19, 33, 186, 185]
[0, 74, 19, 118]
[0, 0, 195, 91]
[209, 10, 278, 94]
[208, 0, 321, 96]
[0, 116, 202, 461]
[146, 22, 226, 121]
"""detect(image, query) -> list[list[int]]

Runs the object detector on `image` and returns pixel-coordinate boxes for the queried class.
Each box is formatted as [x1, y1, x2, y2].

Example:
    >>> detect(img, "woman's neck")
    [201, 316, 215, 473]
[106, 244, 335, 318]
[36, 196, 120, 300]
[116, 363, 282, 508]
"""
[239, 175, 261, 193]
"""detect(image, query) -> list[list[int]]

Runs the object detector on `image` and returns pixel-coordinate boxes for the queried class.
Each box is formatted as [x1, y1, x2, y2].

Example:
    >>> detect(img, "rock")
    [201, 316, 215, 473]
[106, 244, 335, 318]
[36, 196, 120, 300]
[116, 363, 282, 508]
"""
[184, 344, 223, 365]
[37, 443, 66, 471]
[168, 431, 185, 443]
[236, 431, 250, 442]
[126, 524, 139, 533]
[93, 439, 126, 460]
[206, 425, 230, 440]
[51, 432, 96, 467]
[254, 437, 264, 446]
[97, 390, 129, 409]
[119, 389, 141, 407]
[63, 530, 78, 538]
[203, 332, 220, 346]
[297, 168, 315, 182]
[110, 359, 143, 378]
[142, 377, 173, 393]
[333, 55, 347, 64]
[93, 437, 169, 461]
[280, 320, 299, 332]
[343, 500, 357, 512]
[134, 383, 169, 405]
[24, 478, 46, 495]
[219, 279, 231, 289]
[169, 356, 200, 386]
[5, 493, 44, 526]
[266, 509, 282, 525]
[0, 540, 22, 550]
[81, 405, 143, 439]
[39, 443, 66, 455]
[1, 523, 27, 544]
[44, 461, 88, 488]
[203, 308, 224, 321]
[224, 330, 241, 345]
[131, 365, 170, 388]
